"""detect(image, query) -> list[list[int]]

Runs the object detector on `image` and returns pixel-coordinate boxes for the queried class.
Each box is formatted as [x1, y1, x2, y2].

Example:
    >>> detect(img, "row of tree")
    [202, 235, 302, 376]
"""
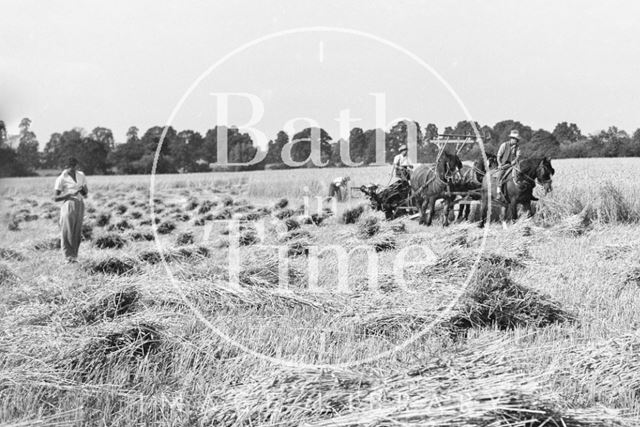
[1, 118, 639, 177]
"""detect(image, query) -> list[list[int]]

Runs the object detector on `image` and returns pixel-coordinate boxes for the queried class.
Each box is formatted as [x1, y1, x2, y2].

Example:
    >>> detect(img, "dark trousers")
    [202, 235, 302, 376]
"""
[496, 163, 512, 187]
[328, 183, 344, 201]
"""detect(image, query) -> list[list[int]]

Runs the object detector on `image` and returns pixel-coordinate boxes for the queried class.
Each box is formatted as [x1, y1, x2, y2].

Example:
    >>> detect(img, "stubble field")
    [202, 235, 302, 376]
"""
[1, 157, 640, 426]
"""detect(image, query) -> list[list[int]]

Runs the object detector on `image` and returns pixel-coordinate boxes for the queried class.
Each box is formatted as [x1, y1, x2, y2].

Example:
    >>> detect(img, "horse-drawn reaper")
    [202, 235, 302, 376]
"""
[358, 131, 553, 226]
[359, 134, 489, 225]
[359, 171, 412, 221]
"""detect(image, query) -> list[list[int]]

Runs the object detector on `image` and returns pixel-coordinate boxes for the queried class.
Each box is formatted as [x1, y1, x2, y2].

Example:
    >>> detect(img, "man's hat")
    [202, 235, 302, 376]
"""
[399, 145, 408, 152]
[509, 130, 521, 141]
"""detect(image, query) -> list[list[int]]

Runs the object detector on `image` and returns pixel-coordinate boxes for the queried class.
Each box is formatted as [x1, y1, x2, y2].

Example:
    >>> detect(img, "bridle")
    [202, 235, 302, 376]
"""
[513, 160, 553, 189]
[442, 158, 462, 184]
[411, 158, 460, 197]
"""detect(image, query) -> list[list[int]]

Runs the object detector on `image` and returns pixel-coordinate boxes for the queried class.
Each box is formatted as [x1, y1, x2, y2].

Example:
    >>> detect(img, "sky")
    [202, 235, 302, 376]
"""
[1, 0, 639, 147]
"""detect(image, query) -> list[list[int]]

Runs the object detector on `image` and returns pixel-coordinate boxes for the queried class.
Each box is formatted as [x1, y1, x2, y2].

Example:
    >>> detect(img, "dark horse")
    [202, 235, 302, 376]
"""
[454, 153, 498, 221]
[411, 151, 463, 226]
[479, 157, 555, 227]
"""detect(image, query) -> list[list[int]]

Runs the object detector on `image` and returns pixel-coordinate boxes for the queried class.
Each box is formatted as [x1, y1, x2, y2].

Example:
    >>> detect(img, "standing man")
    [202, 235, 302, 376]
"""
[495, 130, 521, 199]
[391, 145, 412, 181]
[54, 157, 88, 263]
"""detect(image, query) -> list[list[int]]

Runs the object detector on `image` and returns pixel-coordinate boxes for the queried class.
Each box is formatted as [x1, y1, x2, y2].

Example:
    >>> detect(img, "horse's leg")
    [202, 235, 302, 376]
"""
[456, 201, 466, 222]
[522, 201, 533, 218]
[426, 197, 436, 226]
[508, 200, 518, 222]
[443, 199, 450, 226]
[466, 199, 474, 221]
[479, 195, 487, 228]
[417, 196, 426, 225]
[443, 198, 452, 226]
[448, 200, 457, 225]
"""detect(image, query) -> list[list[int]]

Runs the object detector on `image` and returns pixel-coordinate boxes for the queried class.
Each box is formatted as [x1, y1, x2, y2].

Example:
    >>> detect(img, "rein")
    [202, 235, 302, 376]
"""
[471, 164, 491, 182]
[512, 160, 551, 188]
[412, 165, 452, 196]
[471, 165, 486, 177]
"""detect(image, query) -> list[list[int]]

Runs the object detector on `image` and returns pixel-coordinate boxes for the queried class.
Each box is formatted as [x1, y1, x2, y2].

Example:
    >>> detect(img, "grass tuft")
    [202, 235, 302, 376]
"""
[342, 205, 365, 224]
[284, 217, 300, 231]
[94, 233, 127, 249]
[447, 263, 575, 333]
[81, 223, 93, 241]
[185, 197, 199, 210]
[80, 287, 141, 324]
[357, 214, 380, 238]
[239, 228, 259, 246]
[156, 221, 176, 235]
[0, 262, 19, 286]
[197, 200, 216, 214]
[221, 195, 234, 206]
[176, 231, 194, 246]
[275, 208, 295, 219]
[116, 204, 128, 215]
[370, 232, 397, 252]
[33, 236, 61, 251]
[62, 322, 162, 382]
[0, 247, 25, 261]
[83, 255, 138, 275]
[128, 230, 155, 241]
[274, 198, 289, 209]
[95, 212, 111, 227]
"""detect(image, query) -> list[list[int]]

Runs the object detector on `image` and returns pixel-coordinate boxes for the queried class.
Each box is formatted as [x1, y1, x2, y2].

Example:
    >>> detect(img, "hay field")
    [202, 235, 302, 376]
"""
[1, 157, 640, 426]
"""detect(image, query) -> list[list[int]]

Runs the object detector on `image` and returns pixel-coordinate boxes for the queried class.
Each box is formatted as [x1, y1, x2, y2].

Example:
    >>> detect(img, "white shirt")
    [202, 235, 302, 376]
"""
[393, 154, 411, 167]
[54, 169, 87, 201]
[333, 177, 346, 186]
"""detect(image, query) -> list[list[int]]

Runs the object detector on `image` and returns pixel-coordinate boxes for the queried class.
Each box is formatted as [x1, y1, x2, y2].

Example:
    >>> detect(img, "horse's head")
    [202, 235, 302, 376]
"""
[438, 151, 463, 183]
[472, 153, 498, 182]
[487, 153, 498, 170]
[536, 157, 555, 193]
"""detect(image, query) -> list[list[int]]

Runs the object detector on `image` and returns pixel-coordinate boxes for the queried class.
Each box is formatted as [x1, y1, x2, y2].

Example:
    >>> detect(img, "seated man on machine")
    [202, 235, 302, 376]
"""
[391, 144, 413, 182]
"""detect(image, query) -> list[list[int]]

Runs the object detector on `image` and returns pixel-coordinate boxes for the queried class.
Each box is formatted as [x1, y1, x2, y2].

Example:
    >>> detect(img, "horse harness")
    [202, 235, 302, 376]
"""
[511, 160, 551, 190]
[412, 163, 460, 199]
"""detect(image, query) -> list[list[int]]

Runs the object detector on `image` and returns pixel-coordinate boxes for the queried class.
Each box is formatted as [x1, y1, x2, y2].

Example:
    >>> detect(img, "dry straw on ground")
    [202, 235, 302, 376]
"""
[94, 233, 127, 249]
[0, 247, 25, 261]
[58, 320, 162, 383]
[80, 286, 141, 324]
[1, 160, 640, 425]
[207, 339, 634, 426]
[0, 262, 19, 286]
[33, 236, 61, 250]
[447, 262, 576, 334]
[83, 254, 139, 275]
[342, 205, 366, 224]
[356, 214, 381, 238]
[128, 229, 155, 241]
[559, 333, 640, 406]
